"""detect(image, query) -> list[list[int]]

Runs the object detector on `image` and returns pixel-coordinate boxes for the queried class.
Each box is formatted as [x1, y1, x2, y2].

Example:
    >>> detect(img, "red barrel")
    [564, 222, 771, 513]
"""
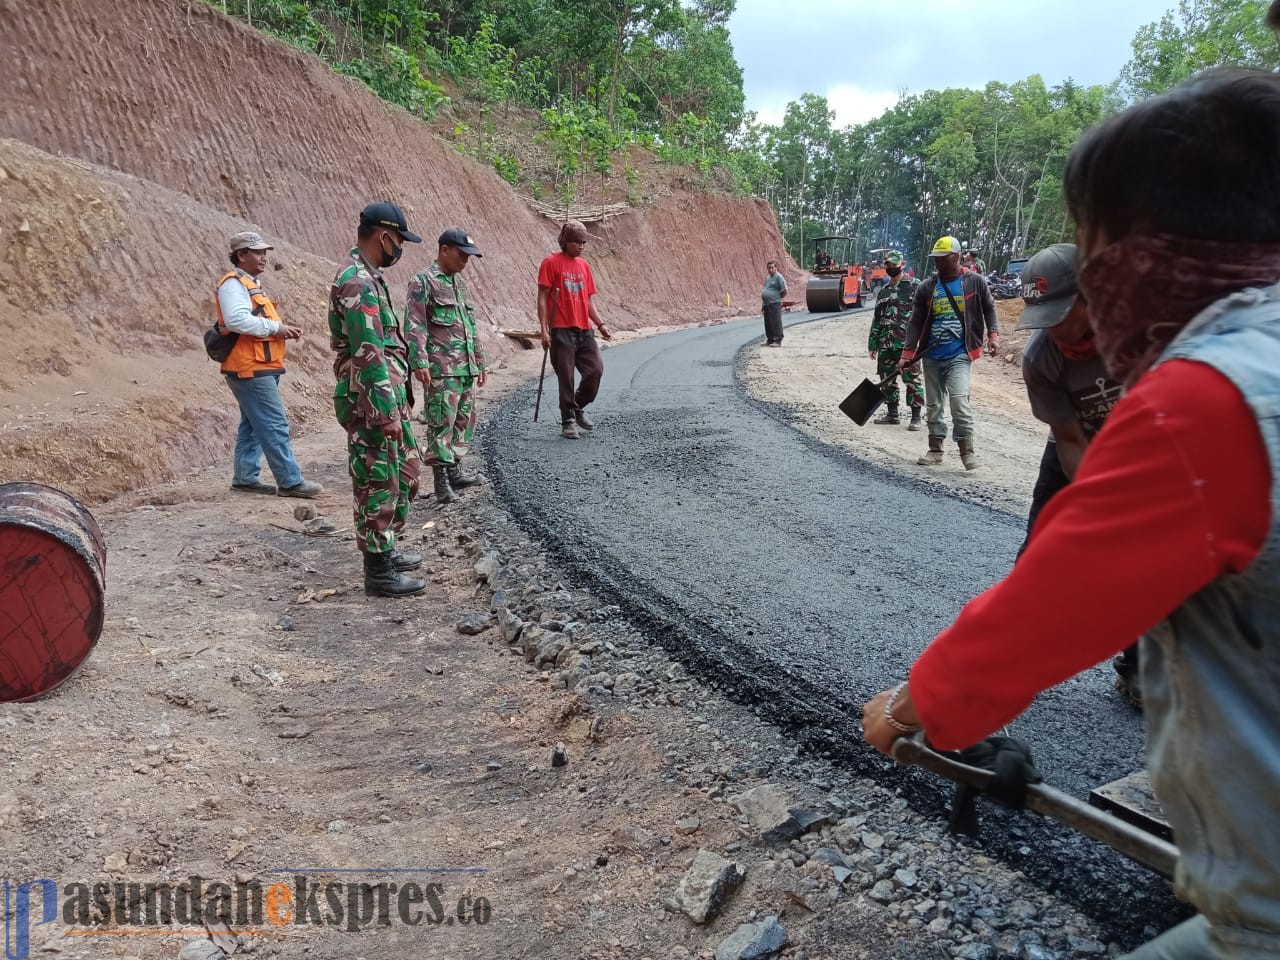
[0, 482, 106, 702]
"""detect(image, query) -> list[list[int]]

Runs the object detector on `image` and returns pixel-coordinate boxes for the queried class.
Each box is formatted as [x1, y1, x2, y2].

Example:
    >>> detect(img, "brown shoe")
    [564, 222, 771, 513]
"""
[232, 481, 277, 495]
[917, 437, 944, 466]
[561, 421, 580, 440]
[277, 480, 324, 498]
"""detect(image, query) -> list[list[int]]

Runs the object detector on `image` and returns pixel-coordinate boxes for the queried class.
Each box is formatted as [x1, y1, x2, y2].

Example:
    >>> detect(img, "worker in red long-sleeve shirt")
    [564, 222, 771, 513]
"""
[863, 69, 1280, 960]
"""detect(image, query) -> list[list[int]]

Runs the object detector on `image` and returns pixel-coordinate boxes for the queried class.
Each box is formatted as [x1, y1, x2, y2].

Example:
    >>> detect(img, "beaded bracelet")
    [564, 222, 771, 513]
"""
[885, 682, 922, 734]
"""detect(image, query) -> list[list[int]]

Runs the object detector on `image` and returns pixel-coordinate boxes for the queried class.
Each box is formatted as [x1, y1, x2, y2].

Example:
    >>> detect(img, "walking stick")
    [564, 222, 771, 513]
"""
[533, 288, 559, 423]
[534, 345, 549, 422]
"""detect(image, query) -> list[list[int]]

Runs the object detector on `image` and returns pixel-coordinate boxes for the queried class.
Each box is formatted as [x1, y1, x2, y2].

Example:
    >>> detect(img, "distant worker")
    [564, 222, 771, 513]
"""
[867, 251, 924, 428]
[537, 221, 613, 440]
[407, 228, 488, 505]
[899, 235, 999, 470]
[214, 231, 323, 499]
[761, 259, 788, 347]
[1015, 243, 1136, 704]
[815, 248, 831, 271]
[329, 202, 426, 598]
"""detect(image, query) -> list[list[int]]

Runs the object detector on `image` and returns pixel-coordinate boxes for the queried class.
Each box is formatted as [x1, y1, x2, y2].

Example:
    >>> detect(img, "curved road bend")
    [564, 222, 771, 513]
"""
[484, 309, 1171, 936]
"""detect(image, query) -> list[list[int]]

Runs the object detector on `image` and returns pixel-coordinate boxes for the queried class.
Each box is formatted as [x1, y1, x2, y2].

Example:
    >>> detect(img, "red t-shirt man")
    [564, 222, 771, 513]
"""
[536, 221, 613, 438]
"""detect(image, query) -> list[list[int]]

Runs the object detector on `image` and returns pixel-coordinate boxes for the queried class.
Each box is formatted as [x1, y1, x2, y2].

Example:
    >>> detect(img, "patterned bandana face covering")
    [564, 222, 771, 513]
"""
[1077, 232, 1280, 387]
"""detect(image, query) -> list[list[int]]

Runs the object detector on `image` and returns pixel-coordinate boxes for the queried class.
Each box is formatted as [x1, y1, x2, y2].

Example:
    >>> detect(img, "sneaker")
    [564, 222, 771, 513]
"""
[574, 410, 594, 431]
[231, 481, 276, 495]
[561, 422, 580, 440]
[277, 479, 324, 498]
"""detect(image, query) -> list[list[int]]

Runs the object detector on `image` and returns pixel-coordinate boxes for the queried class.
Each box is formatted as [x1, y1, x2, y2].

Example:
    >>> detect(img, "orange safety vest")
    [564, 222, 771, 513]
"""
[214, 270, 286, 378]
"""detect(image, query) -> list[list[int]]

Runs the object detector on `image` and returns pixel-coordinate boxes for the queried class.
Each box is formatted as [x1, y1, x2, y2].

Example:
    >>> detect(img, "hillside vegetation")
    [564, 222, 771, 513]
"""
[208, 0, 1279, 269]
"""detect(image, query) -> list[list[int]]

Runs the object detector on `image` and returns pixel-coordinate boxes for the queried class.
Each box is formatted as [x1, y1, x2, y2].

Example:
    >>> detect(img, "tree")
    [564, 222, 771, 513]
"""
[1121, 0, 1278, 100]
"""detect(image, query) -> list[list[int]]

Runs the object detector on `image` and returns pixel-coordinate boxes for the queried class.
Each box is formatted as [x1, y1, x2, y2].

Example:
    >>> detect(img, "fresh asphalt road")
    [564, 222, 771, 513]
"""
[484, 309, 1167, 932]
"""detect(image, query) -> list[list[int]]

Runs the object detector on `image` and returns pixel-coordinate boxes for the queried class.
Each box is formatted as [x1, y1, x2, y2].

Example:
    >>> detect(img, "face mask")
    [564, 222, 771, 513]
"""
[380, 233, 403, 268]
[886, 266, 903, 278]
[1079, 233, 1280, 386]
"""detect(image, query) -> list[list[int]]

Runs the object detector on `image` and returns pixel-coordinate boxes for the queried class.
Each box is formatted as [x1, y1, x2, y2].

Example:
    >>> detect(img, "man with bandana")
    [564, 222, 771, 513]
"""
[867, 250, 924, 428]
[329, 202, 427, 598]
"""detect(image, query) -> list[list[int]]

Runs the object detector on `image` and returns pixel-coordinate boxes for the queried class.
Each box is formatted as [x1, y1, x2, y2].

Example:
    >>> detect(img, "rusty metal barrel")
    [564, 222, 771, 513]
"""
[0, 482, 106, 702]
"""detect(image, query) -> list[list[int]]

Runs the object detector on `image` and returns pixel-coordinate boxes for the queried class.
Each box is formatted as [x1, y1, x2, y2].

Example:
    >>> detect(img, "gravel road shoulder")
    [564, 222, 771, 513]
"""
[738, 308, 1045, 517]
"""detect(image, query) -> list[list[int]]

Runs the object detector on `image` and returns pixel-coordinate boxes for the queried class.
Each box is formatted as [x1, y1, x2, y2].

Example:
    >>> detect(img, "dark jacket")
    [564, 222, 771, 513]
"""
[902, 272, 999, 361]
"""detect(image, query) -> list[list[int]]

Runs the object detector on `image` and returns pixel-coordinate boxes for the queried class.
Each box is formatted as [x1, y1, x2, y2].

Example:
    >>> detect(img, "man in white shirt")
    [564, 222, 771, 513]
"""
[214, 231, 322, 497]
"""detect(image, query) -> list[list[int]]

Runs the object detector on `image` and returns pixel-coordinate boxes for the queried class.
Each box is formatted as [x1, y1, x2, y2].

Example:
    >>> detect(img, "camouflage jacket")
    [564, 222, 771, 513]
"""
[869, 277, 920, 351]
[406, 261, 486, 380]
[329, 248, 409, 429]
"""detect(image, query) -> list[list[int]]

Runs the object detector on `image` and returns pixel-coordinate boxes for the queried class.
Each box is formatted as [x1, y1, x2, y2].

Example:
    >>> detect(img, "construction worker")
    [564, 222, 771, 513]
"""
[1014, 242, 1136, 705]
[214, 231, 323, 499]
[537, 221, 613, 439]
[406, 228, 487, 505]
[761, 259, 787, 347]
[864, 69, 1280, 960]
[867, 250, 924, 428]
[329, 202, 426, 598]
[899, 235, 999, 470]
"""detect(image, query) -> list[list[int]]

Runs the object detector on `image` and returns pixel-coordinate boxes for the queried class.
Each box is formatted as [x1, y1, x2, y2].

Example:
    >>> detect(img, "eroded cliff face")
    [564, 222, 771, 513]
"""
[0, 0, 796, 498]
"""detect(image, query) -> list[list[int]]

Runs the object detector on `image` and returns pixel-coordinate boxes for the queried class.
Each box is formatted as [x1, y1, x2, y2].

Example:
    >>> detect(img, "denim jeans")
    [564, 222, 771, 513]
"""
[224, 373, 304, 488]
[922, 354, 975, 441]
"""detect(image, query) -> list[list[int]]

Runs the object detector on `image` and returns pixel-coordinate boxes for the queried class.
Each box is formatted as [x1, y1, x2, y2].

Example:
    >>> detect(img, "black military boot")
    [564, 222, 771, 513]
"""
[873, 403, 901, 425]
[433, 465, 458, 504]
[363, 552, 427, 597]
[446, 462, 481, 489]
[391, 550, 424, 571]
[908, 405, 923, 431]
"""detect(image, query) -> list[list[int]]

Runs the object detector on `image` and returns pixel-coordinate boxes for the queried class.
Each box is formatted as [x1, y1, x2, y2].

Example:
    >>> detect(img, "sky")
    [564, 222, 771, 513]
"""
[728, 0, 1178, 127]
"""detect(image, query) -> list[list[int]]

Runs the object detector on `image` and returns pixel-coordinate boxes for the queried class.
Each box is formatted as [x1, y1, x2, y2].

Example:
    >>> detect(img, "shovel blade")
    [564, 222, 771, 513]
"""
[839, 378, 886, 426]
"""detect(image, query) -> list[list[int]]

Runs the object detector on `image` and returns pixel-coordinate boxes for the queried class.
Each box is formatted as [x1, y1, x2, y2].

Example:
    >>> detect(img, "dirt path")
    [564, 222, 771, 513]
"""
[739, 309, 1045, 518]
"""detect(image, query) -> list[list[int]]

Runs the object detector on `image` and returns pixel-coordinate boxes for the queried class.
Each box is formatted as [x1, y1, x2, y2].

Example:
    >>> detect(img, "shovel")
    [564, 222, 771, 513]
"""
[839, 353, 925, 426]
[891, 734, 1179, 877]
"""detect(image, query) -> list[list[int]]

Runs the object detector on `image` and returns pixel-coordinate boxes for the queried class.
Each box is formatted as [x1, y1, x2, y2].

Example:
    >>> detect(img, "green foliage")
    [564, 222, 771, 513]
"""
[338, 45, 449, 119]
[492, 153, 521, 185]
[1121, 0, 1278, 101]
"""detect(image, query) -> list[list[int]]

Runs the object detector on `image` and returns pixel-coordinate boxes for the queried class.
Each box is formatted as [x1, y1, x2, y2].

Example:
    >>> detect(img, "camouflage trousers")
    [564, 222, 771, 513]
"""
[424, 376, 477, 467]
[347, 414, 420, 554]
[876, 346, 925, 408]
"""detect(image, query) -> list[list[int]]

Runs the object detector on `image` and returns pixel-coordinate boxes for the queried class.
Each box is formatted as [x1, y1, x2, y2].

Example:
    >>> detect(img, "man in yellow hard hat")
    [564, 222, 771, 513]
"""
[899, 235, 999, 470]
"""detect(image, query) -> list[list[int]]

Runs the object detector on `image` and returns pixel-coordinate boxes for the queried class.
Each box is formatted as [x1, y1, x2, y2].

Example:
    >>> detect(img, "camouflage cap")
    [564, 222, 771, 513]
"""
[229, 231, 272, 253]
[884, 250, 905, 265]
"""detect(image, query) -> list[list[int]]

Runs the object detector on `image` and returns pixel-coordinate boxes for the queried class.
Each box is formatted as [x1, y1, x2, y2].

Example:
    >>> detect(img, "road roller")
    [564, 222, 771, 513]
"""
[805, 236, 864, 312]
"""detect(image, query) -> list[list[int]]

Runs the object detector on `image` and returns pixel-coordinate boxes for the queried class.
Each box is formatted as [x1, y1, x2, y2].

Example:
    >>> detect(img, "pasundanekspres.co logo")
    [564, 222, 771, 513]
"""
[4, 869, 491, 958]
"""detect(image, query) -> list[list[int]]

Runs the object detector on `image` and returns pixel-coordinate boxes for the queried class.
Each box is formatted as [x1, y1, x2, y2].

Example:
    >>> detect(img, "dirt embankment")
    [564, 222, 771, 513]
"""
[0, 0, 797, 500]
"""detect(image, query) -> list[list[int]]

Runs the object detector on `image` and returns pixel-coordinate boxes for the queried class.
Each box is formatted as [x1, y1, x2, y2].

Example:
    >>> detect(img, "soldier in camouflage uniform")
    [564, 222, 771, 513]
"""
[329, 202, 427, 598]
[868, 250, 925, 428]
[406, 227, 488, 505]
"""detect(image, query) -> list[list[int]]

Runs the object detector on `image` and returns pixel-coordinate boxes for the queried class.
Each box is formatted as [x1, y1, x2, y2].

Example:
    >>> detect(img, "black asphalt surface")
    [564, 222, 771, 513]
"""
[483, 309, 1179, 939]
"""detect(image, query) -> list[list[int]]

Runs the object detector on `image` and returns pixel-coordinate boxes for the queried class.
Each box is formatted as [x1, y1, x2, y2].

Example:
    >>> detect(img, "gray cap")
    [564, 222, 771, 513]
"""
[229, 231, 272, 253]
[1017, 243, 1079, 330]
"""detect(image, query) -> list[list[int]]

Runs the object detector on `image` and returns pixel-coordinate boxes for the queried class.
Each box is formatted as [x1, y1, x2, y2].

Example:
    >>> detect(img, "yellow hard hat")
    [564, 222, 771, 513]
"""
[929, 236, 962, 257]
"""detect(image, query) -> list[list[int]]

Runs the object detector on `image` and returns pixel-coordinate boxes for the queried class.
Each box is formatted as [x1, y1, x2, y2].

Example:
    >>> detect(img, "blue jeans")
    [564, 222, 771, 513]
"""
[922, 354, 975, 441]
[224, 373, 304, 488]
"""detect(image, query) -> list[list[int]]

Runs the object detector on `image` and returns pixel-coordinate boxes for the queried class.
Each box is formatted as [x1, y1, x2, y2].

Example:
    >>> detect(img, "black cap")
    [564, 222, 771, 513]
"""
[1017, 243, 1079, 330]
[438, 227, 483, 257]
[359, 202, 422, 243]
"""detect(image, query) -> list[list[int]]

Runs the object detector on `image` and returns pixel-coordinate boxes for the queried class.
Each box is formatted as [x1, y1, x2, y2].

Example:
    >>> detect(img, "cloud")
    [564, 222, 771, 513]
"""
[729, 0, 1175, 124]
[826, 85, 900, 126]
